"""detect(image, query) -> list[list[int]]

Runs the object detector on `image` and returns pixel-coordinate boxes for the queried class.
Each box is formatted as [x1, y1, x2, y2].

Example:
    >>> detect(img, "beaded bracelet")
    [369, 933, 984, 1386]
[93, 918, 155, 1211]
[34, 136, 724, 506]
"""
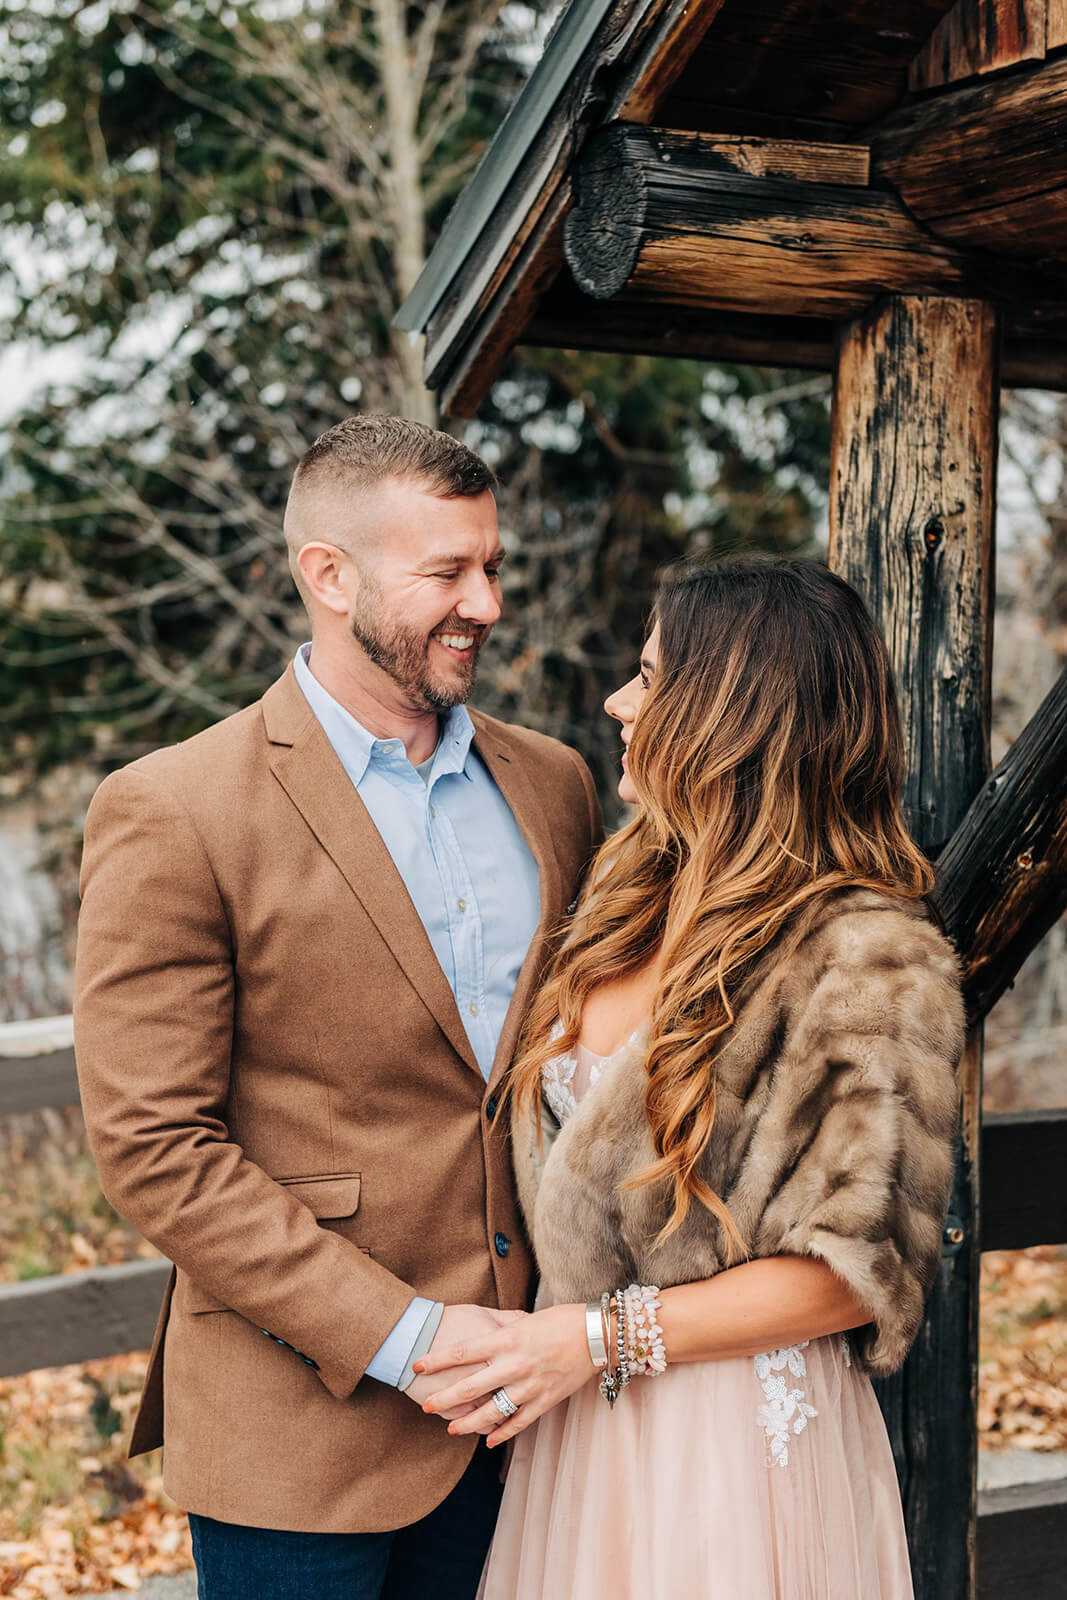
[622, 1283, 667, 1376]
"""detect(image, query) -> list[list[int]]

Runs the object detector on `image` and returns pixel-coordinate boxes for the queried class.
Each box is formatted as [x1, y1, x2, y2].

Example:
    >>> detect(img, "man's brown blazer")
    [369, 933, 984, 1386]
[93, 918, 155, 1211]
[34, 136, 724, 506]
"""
[73, 665, 601, 1533]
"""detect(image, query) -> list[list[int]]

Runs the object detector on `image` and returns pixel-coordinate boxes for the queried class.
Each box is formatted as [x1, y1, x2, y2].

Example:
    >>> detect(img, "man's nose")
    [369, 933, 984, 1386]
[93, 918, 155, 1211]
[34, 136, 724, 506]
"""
[456, 574, 502, 625]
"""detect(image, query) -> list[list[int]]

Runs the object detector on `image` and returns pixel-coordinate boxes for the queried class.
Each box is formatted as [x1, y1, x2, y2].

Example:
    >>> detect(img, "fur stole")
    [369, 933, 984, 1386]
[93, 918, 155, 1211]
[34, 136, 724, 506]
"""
[512, 889, 965, 1375]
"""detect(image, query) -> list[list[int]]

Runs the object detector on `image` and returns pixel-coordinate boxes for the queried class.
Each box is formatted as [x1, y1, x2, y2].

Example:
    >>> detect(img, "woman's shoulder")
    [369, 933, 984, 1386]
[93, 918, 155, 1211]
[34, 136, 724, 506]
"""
[775, 887, 965, 1072]
[797, 887, 959, 978]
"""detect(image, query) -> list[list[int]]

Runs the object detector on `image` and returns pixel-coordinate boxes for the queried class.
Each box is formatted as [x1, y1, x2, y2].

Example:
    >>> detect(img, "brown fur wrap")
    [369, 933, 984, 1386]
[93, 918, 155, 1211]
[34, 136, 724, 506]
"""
[512, 890, 965, 1375]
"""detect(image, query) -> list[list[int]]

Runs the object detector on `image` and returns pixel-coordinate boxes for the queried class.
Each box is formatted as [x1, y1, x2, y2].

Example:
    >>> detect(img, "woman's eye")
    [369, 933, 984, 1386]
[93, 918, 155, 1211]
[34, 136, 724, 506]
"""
[640, 674, 650, 690]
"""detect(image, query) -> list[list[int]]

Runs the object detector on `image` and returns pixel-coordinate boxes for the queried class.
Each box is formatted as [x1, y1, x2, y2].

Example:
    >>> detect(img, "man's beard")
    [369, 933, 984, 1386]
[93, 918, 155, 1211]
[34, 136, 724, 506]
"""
[350, 581, 485, 712]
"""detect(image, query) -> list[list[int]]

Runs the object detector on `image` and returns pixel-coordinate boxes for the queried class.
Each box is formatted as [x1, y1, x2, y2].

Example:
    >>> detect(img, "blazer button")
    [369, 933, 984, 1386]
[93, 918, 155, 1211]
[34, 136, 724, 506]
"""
[494, 1232, 511, 1258]
[486, 1094, 499, 1122]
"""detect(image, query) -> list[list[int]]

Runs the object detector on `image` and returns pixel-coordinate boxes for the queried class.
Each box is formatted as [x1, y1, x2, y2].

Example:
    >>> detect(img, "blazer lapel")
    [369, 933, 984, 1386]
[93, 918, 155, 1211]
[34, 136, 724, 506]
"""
[471, 715, 567, 1094]
[262, 668, 480, 1076]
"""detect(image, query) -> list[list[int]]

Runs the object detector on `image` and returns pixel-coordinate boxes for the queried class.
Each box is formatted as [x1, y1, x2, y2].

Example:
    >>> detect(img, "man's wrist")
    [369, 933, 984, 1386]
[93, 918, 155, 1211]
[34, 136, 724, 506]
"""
[399, 1301, 445, 1392]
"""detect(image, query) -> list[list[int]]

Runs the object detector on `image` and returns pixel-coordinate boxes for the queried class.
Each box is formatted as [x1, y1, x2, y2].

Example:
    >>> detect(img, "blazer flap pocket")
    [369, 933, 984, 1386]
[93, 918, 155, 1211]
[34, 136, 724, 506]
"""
[279, 1172, 361, 1219]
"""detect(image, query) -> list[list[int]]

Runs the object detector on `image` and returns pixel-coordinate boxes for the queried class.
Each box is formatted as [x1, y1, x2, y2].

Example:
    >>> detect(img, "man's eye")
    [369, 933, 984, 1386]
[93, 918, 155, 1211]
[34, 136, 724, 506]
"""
[486, 567, 502, 581]
[434, 572, 460, 581]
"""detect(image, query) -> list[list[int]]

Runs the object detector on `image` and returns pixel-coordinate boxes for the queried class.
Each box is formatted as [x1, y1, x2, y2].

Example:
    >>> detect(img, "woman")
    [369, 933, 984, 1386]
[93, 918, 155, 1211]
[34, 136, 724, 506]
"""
[416, 559, 964, 1598]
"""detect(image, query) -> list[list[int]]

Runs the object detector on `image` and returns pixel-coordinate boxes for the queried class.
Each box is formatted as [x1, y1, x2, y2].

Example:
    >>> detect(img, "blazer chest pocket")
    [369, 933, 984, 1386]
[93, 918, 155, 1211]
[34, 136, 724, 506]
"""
[183, 1171, 363, 1314]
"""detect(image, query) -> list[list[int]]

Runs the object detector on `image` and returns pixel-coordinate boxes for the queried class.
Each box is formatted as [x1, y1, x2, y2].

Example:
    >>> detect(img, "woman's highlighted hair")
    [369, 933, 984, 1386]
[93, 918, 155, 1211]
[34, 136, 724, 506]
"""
[510, 558, 933, 1256]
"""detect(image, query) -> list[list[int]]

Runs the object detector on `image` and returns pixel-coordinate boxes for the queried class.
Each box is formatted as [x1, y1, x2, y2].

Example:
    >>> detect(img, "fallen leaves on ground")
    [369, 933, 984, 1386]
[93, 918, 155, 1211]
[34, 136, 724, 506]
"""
[0, 1356, 190, 1597]
[0, 1113, 156, 1288]
[979, 1244, 1067, 1451]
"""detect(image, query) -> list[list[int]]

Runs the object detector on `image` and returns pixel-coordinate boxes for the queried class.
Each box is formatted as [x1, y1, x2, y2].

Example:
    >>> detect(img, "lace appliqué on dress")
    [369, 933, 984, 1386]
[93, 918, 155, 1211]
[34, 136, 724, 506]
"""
[754, 1343, 818, 1468]
[542, 1048, 602, 1125]
[542, 1049, 576, 1123]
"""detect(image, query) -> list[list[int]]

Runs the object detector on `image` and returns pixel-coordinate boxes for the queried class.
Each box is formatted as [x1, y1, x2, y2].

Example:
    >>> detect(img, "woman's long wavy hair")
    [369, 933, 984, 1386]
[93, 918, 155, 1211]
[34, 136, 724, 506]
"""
[510, 558, 934, 1255]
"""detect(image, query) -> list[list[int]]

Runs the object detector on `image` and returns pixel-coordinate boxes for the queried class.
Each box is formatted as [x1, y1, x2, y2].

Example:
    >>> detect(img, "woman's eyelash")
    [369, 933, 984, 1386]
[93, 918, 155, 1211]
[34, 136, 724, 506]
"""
[640, 674, 650, 689]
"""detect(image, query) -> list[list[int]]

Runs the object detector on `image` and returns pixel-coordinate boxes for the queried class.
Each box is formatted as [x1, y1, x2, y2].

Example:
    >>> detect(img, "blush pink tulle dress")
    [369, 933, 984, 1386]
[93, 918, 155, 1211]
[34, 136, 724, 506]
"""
[479, 1029, 915, 1600]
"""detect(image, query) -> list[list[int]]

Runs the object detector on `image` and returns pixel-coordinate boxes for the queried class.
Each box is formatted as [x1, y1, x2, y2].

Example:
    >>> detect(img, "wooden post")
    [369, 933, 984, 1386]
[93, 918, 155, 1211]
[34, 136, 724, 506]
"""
[829, 295, 999, 1600]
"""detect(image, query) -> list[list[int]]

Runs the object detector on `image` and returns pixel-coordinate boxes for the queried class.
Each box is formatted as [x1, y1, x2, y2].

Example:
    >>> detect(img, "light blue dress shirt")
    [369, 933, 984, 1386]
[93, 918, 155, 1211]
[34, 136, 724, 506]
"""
[293, 645, 541, 1385]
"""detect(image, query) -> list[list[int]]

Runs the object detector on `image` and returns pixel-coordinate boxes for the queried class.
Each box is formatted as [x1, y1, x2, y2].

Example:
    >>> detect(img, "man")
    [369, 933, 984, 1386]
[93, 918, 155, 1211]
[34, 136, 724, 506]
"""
[74, 417, 602, 1598]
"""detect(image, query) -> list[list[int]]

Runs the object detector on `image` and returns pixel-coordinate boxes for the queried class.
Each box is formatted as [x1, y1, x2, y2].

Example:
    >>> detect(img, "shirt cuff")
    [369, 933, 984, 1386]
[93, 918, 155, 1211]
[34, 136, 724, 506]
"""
[365, 1296, 440, 1388]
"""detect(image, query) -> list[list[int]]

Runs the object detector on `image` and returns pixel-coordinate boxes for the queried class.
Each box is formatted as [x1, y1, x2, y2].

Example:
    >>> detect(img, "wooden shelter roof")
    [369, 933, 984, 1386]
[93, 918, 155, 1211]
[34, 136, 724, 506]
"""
[396, 0, 1067, 415]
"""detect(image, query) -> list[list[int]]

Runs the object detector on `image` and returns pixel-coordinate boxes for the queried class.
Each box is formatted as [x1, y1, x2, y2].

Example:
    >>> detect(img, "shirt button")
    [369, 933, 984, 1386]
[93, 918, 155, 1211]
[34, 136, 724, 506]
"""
[494, 1232, 511, 1258]
[485, 1095, 499, 1122]
[468, 1002, 480, 1017]
[457, 898, 467, 912]
[429, 805, 436, 818]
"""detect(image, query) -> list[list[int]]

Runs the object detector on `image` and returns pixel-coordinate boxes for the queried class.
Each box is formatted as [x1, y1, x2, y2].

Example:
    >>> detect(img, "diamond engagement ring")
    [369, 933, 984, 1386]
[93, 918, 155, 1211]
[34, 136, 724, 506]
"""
[491, 1388, 518, 1419]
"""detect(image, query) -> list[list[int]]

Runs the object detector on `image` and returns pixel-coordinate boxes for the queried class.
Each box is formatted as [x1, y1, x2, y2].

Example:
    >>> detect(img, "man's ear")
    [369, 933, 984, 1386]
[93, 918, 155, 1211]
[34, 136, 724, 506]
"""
[296, 542, 353, 617]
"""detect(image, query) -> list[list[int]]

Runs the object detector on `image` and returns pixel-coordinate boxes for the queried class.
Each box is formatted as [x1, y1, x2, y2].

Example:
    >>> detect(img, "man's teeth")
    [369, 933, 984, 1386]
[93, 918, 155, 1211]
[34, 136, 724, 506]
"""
[436, 633, 476, 650]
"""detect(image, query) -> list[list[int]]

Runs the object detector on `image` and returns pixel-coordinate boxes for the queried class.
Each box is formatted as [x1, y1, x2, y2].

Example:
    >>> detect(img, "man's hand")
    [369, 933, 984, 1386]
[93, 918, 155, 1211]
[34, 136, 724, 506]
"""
[402, 1304, 523, 1419]
[416, 1303, 592, 1445]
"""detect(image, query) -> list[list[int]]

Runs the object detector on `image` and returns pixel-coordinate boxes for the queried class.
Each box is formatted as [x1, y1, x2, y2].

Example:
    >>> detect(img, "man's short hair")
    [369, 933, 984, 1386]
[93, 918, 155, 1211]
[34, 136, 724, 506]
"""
[293, 414, 497, 500]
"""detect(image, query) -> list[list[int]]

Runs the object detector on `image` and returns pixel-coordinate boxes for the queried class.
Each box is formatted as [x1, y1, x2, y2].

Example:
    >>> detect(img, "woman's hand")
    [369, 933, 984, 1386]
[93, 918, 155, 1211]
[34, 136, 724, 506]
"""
[415, 1303, 595, 1447]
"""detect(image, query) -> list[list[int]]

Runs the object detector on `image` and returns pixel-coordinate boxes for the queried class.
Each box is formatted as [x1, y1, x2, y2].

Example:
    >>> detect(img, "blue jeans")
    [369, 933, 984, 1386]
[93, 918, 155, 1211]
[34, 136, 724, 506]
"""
[189, 1443, 503, 1599]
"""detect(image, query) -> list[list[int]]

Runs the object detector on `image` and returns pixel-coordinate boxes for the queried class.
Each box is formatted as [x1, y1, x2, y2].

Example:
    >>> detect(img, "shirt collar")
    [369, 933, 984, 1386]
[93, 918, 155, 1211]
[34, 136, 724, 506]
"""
[293, 644, 476, 788]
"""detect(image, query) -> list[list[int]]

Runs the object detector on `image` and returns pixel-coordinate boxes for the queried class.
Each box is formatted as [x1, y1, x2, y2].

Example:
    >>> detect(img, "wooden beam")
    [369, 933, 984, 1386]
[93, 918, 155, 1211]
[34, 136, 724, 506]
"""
[830, 299, 998, 854]
[431, 186, 571, 417]
[934, 665, 1067, 1023]
[520, 286, 1067, 393]
[653, 1, 964, 131]
[609, 0, 729, 125]
[1051, 0, 1067, 49]
[829, 294, 998, 1600]
[874, 51, 1067, 258]
[563, 125, 1061, 321]
[0, 1047, 79, 1116]
[0, 1258, 171, 1379]
[980, 1108, 1067, 1252]
[911, 0, 1047, 92]
[977, 1477, 1067, 1599]
[0, 1016, 79, 1115]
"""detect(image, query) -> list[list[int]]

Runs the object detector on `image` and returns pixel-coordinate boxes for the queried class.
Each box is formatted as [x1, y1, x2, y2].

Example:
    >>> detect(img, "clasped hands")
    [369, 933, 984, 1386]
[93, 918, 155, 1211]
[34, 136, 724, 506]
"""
[402, 1301, 593, 1448]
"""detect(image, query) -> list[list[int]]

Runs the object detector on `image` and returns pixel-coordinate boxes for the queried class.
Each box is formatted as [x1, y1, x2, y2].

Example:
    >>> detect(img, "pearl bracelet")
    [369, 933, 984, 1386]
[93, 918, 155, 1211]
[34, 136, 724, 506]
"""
[621, 1283, 667, 1375]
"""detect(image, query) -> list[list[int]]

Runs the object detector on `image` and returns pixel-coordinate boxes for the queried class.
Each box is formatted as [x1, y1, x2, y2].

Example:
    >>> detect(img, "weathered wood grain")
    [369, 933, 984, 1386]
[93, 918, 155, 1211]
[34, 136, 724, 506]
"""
[521, 289, 1067, 392]
[653, 0, 961, 130]
[911, 0, 1047, 92]
[875, 50, 1067, 258]
[1050, 0, 1067, 49]
[830, 298, 998, 849]
[829, 294, 998, 1600]
[633, 131, 871, 184]
[0, 1259, 172, 1379]
[563, 124, 1065, 323]
[611, 0, 730, 125]
[437, 189, 571, 418]
[934, 665, 1067, 1021]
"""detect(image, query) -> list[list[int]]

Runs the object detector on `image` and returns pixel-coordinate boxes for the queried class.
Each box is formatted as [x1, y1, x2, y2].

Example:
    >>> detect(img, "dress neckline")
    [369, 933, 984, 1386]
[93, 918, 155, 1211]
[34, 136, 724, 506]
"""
[571, 1022, 649, 1065]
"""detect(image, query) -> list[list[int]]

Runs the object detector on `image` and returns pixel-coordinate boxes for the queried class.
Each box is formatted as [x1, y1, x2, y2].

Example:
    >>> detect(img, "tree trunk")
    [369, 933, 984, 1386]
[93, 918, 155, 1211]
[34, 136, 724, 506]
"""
[829, 294, 999, 1600]
[372, 0, 436, 424]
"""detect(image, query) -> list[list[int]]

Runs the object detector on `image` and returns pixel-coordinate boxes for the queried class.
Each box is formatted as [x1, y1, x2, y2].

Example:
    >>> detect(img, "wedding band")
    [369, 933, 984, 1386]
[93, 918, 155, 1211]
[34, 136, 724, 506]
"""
[491, 1388, 518, 1419]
